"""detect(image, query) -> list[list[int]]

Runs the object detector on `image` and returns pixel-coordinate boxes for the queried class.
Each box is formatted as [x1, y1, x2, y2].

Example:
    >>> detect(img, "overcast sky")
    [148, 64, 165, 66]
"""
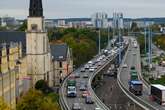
[0, 0, 165, 19]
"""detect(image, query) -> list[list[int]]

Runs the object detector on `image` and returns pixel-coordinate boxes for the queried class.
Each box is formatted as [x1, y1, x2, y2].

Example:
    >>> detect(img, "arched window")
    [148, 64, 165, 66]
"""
[31, 24, 38, 31]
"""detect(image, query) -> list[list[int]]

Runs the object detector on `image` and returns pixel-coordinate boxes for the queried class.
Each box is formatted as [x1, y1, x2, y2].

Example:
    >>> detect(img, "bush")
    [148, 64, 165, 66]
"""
[16, 89, 60, 110]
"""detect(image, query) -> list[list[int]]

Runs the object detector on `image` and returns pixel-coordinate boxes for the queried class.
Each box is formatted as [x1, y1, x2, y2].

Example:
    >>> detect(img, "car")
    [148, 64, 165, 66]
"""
[96, 58, 100, 62]
[67, 86, 77, 97]
[88, 61, 93, 64]
[98, 62, 102, 66]
[75, 73, 80, 78]
[91, 66, 97, 69]
[72, 103, 81, 110]
[79, 84, 87, 91]
[85, 96, 94, 104]
[84, 65, 89, 69]
[133, 53, 136, 55]
[122, 64, 128, 68]
[89, 68, 95, 72]
[80, 68, 85, 72]
[82, 91, 90, 98]
[83, 73, 88, 78]
[103, 58, 106, 62]
[69, 74, 75, 79]
[131, 66, 135, 70]
[93, 66, 97, 69]
[95, 108, 102, 110]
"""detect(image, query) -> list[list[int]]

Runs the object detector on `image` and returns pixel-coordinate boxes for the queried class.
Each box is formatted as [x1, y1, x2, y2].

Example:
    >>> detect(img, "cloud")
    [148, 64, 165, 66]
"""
[0, 0, 165, 18]
[0, 9, 27, 18]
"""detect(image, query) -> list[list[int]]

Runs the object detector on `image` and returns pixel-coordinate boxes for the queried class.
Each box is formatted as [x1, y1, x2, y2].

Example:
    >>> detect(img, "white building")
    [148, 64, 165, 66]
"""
[45, 20, 56, 28]
[91, 12, 108, 28]
[58, 20, 66, 27]
[0, 16, 18, 27]
[113, 12, 124, 29]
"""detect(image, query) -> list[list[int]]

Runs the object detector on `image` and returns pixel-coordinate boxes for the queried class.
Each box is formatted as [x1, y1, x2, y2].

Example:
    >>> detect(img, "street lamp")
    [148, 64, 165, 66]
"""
[107, 26, 111, 49]
[96, 28, 101, 55]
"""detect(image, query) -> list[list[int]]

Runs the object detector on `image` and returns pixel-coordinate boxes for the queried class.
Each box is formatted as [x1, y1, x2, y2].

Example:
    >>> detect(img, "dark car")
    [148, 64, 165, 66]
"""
[85, 96, 94, 104]
[72, 103, 81, 110]
[130, 66, 135, 70]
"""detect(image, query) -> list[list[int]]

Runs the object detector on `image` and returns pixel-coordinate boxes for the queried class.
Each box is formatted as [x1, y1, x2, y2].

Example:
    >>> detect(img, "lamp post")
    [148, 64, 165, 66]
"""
[108, 26, 111, 49]
[99, 29, 101, 54]
[118, 28, 122, 64]
[96, 28, 101, 55]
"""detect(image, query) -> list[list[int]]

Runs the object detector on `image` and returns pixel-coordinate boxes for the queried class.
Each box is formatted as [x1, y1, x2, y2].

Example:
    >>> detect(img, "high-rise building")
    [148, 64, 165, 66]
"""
[26, 0, 52, 86]
[113, 12, 124, 29]
[91, 12, 108, 28]
[0, 16, 18, 27]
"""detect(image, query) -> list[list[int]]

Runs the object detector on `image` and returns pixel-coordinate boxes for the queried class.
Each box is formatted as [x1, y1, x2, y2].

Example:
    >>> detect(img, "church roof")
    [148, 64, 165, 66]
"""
[50, 44, 68, 61]
[0, 31, 26, 54]
[0, 31, 26, 43]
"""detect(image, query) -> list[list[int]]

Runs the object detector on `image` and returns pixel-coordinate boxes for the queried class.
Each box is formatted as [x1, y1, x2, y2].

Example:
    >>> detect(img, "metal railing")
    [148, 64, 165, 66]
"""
[117, 42, 158, 110]
[59, 45, 128, 110]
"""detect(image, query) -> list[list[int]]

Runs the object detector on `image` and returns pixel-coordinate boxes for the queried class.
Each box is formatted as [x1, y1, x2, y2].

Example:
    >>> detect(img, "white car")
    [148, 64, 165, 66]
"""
[98, 62, 102, 66]
[122, 64, 128, 68]
[88, 61, 93, 64]
[89, 68, 95, 72]
[95, 107, 102, 110]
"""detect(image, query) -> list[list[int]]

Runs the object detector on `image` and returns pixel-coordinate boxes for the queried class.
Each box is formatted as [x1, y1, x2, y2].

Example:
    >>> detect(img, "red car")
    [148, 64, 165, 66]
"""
[82, 91, 90, 98]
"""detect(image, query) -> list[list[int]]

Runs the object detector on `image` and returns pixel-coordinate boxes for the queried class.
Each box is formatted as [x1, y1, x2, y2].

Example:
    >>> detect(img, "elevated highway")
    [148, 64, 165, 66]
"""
[59, 41, 128, 110]
[118, 37, 165, 110]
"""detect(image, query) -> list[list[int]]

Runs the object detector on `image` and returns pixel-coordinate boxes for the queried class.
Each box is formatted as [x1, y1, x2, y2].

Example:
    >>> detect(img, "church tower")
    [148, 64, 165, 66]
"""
[26, 0, 52, 86]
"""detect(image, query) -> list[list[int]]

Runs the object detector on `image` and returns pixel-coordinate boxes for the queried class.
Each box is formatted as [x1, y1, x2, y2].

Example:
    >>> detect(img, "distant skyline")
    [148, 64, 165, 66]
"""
[0, 0, 165, 19]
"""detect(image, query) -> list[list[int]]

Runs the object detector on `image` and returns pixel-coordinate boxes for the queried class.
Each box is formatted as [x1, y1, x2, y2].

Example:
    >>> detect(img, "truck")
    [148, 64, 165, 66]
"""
[150, 84, 165, 105]
[67, 79, 76, 87]
[67, 79, 77, 97]
[130, 70, 138, 80]
[67, 86, 77, 97]
[129, 80, 143, 95]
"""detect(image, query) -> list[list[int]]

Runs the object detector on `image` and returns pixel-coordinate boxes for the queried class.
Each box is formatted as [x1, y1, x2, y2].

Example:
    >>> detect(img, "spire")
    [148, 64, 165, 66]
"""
[29, 0, 43, 17]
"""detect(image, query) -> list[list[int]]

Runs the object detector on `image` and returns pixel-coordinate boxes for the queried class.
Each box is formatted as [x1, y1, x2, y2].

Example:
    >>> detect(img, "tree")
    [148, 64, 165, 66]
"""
[131, 22, 139, 32]
[35, 80, 53, 94]
[0, 97, 10, 110]
[17, 20, 27, 31]
[16, 89, 60, 110]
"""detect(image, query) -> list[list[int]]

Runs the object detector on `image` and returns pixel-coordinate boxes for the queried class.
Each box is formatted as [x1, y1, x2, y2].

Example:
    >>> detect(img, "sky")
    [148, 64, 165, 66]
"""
[0, 0, 165, 19]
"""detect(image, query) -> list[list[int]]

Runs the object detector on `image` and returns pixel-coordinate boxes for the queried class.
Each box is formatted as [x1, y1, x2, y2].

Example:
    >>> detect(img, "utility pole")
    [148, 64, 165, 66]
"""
[144, 27, 147, 55]
[98, 29, 101, 54]
[108, 26, 111, 49]
[118, 28, 122, 64]
[148, 27, 152, 70]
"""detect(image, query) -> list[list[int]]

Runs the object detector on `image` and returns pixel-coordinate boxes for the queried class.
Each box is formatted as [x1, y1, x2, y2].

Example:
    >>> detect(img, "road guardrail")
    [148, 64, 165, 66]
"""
[59, 44, 128, 110]
[117, 42, 158, 110]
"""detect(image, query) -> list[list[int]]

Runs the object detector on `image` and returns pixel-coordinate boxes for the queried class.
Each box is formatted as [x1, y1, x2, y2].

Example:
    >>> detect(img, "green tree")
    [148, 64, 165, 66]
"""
[16, 89, 60, 110]
[131, 22, 139, 32]
[35, 80, 53, 94]
[0, 97, 10, 110]
[17, 20, 27, 31]
[48, 28, 111, 67]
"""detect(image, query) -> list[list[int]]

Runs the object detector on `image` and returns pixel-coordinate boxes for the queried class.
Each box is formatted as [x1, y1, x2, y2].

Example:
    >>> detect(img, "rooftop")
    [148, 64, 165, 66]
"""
[50, 44, 68, 61]
[151, 84, 165, 90]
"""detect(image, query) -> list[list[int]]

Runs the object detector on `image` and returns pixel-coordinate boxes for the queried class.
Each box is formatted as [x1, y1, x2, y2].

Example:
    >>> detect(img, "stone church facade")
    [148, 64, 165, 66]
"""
[26, 0, 52, 87]
[0, 0, 73, 109]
